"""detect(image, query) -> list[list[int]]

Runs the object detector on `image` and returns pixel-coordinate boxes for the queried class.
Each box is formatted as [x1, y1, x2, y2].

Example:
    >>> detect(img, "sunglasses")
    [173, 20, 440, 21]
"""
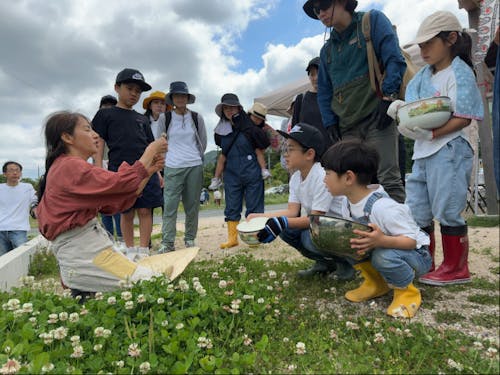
[313, 0, 334, 16]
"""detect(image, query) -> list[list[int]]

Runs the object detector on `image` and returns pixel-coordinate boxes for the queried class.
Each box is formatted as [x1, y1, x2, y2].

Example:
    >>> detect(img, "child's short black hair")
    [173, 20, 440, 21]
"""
[3, 161, 23, 173]
[321, 139, 379, 185]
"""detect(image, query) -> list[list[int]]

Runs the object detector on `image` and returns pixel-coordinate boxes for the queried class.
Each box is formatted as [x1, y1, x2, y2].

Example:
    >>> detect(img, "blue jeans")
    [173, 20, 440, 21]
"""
[101, 213, 122, 238]
[0, 230, 28, 255]
[370, 247, 432, 288]
[406, 137, 473, 227]
[280, 228, 346, 267]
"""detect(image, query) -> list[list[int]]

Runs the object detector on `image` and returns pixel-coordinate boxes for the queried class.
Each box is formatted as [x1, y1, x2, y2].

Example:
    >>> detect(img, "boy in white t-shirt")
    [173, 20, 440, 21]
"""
[0, 161, 38, 255]
[248, 123, 352, 279]
[322, 140, 431, 318]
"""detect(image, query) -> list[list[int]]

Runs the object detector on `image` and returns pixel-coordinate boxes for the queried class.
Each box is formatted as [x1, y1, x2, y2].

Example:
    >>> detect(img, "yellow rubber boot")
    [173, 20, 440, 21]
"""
[345, 261, 390, 302]
[386, 283, 421, 318]
[220, 221, 239, 249]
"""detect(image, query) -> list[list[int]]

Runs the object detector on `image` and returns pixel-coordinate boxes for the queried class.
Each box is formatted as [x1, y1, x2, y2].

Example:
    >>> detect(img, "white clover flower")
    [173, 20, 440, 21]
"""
[268, 270, 277, 279]
[447, 358, 463, 371]
[218, 280, 227, 289]
[282, 280, 289, 287]
[257, 298, 265, 304]
[346, 321, 359, 330]
[58, 312, 68, 321]
[166, 284, 174, 293]
[125, 301, 134, 310]
[107, 296, 116, 305]
[39, 332, 54, 345]
[403, 329, 413, 337]
[70, 335, 80, 343]
[94, 292, 104, 300]
[22, 303, 33, 313]
[128, 343, 141, 357]
[266, 285, 273, 291]
[161, 320, 169, 327]
[364, 321, 372, 328]
[139, 361, 151, 374]
[68, 313, 80, 323]
[175, 323, 184, 330]
[374, 333, 386, 344]
[283, 337, 290, 343]
[197, 336, 213, 349]
[47, 313, 58, 324]
[224, 290, 234, 296]
[41, 363, 54, 373]
[195, 286, 207, 296]
[295, 342, 306, 355]
[287, 364, 297, 371]
[102, 329, 112, 338]
[211, 272, 219, 279]
[13, 310, 24, 319]
[137, 294, 146, 304]
[243, 295, 254, 300]
[4, 347, 11, 354]
[157, 297, 165, 304]
[299, 303, 305, 310]
[6, 299, 20, 311]
[70, 345, 84, 359]
[79, 307, 88, 316]
[248, 279, 254, 284]
[486, 347, 498, 358]
[52, 326, 68, 340]
[274, 309, 281, 317]
[0, 358, 21, 374]
[121, 291, 132, 301]
[93, 344, 103, 352]
[473, 341, 484, 349]
[243, 334, 252, 346]
[94, 327, 105, 337]
[114, 361, 124, 368]
[178, 279, 189, 292]
[192, 277, 199, 283]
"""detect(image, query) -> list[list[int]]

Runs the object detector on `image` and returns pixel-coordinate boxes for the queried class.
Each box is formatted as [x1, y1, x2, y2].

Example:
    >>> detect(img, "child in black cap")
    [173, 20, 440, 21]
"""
[248, 123, 352, 278]
[92, 68, 162, 260]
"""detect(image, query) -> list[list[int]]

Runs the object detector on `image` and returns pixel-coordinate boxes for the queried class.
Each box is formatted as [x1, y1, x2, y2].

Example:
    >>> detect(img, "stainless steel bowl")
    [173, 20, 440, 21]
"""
[237, 217, 268, 246]
[309, 214, 372, 260]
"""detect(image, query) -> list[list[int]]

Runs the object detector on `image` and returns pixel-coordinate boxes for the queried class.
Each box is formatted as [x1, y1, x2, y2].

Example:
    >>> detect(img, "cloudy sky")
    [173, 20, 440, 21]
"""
[0, 0, 471, 178]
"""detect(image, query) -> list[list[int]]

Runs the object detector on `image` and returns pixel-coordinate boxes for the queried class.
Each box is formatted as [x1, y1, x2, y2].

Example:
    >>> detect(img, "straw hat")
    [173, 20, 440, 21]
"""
[248, 102, 267, 121]
[142, 90, 166, 110]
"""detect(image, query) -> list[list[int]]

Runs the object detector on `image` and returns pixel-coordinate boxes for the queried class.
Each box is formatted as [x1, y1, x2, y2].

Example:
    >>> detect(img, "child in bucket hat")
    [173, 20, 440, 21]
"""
[388, 10, 484, 287]
[209, 100, 272, 191]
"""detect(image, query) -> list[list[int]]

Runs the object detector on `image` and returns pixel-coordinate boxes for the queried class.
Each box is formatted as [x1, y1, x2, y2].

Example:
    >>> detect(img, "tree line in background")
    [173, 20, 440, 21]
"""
[2, 139, 414, 190]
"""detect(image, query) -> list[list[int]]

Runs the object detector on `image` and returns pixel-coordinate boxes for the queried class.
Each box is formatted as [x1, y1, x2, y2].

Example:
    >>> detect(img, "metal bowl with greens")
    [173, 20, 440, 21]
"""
[309, 214, 372, 260]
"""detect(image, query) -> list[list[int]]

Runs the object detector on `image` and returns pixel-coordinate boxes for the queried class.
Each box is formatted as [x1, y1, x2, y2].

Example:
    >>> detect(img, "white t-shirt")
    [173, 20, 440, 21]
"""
[165, 111, 203, 168]
[149, 113, 165, 140]
[289, 162, 345, 216]
[214, 190, 222, 199]
[348, 185, 429, 249]
[412, 65, 462, 159]
[0, 182, 38, 231]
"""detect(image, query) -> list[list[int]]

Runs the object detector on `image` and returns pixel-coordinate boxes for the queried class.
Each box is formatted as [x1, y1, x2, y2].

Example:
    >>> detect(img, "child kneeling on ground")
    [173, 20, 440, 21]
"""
[322, 140, 432, 318]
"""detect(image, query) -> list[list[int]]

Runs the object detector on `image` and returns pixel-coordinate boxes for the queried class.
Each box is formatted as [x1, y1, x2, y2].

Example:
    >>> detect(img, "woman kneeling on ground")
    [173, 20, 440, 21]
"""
[36, 111, 197, 298]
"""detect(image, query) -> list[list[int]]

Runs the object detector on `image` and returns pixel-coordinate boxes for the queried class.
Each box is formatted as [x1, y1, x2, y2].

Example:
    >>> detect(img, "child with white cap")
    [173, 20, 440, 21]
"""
[388, 11, 484, 286]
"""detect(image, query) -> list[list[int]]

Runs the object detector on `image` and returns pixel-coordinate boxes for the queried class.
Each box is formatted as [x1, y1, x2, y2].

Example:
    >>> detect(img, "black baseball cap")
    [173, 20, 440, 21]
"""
[306, 56, 320, 73]
[99, 95, 117, 107]
[115, 68, 152, 91]
[277, 123, 326, 157]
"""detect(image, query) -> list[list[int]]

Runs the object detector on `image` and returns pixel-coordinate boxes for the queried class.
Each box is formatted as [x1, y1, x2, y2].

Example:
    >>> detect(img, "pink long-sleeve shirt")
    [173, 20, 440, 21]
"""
[37, 155, 148, 240]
